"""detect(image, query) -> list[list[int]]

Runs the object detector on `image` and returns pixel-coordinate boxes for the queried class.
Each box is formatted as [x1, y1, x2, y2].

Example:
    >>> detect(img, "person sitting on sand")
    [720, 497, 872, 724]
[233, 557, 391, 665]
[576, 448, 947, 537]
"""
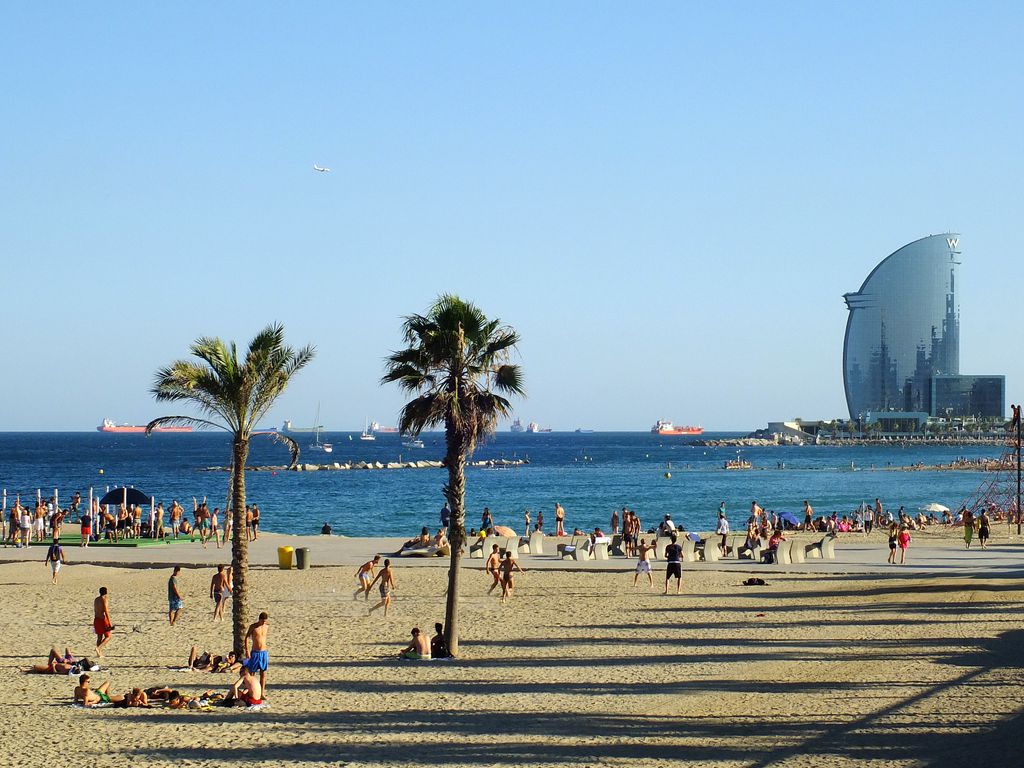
[398, 627, 431, 660]
[74, 674, 125, 707]
[430, 622, 452, 659]
[229, 667, 263, 707]
[431, 528, 449, 551]
[762, 529, 785, 564]
[321, 522, 332, 535]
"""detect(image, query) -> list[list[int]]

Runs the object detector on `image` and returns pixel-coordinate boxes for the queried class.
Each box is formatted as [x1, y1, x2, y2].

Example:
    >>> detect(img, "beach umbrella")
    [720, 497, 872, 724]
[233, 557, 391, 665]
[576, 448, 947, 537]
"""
[493, 525, 517, 537]
[98, 487, 150, 507]
[919, 503, 950, 513]
[778, 511, 800, 526]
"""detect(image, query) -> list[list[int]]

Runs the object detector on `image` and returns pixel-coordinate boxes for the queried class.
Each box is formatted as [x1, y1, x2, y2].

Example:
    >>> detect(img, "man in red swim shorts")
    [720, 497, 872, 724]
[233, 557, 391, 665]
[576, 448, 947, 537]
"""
[93, 586, 114, 657]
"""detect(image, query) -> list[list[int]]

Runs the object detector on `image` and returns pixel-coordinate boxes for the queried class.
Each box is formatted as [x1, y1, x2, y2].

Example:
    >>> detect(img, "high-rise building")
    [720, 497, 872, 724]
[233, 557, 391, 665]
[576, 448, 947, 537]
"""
[843, 234, 1005, 423]
[843, 234, 961, 420]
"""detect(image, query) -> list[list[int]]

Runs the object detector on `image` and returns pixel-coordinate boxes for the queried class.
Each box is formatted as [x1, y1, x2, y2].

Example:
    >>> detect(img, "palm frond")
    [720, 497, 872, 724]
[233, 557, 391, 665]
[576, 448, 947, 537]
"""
[145, 416, 226, 435]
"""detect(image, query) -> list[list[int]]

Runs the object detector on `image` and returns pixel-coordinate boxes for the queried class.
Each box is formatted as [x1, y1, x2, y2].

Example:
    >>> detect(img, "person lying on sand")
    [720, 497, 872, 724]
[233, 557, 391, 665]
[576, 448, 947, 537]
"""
[29, 647, 92, 675]
[187, 646, 241, 673]
[400, 527, 431, 552]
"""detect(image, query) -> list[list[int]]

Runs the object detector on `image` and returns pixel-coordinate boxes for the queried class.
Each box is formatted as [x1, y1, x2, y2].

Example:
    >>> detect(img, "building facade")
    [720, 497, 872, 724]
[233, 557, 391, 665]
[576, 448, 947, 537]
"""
[931, 374, 1005, 419]
[843, 234, 962, 420]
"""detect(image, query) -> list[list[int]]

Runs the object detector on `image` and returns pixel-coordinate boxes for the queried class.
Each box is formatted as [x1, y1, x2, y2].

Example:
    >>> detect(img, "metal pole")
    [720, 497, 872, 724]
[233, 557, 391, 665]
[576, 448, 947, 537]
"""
[1016, 406, 1021, 536]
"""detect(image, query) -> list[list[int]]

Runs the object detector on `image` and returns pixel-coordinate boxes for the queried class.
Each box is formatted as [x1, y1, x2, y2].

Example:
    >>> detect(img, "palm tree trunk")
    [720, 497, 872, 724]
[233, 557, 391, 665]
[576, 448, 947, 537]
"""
[230, 437, 250, 656]
[443, 434, 467, 656]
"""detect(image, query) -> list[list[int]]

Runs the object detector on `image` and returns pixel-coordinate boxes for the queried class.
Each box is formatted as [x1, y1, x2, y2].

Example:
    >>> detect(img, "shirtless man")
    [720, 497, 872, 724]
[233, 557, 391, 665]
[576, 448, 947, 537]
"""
[354, 555, 380, 601]
[93, 587, 113, 656]
[398, 627, 432, 660]
[633, 537, 655, 588]
[554, 502, 566, 536]
[230, 667, 263, 707]
[74, 674, 125, 707]
[243, 611, 270, 693]
[368, 559, 396, 617]
[211, 565, 230, 620]
[485, 544, 502, 595]
[498, 551, 525, 603]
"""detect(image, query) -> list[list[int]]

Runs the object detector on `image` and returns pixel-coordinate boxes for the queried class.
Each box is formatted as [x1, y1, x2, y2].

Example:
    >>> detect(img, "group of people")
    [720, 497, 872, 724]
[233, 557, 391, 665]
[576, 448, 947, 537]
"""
[3, 491, 265, 549]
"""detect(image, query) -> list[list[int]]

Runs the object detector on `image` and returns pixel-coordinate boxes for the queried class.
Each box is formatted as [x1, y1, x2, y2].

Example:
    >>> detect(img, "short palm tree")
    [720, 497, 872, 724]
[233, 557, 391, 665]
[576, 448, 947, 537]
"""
[383, 295, 523, 656]
[148, 324, 314, 654]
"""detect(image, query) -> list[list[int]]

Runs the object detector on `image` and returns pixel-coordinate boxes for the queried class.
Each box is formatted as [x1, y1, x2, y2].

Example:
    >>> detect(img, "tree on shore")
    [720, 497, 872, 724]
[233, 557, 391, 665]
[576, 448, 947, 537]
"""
[383, 295, 523, 656]
[147, 325, 314, 654]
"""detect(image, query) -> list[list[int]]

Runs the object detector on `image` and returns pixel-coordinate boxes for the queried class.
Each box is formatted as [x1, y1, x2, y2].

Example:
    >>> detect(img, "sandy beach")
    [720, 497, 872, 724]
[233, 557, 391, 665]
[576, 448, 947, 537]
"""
[3, 528, 1024, 768]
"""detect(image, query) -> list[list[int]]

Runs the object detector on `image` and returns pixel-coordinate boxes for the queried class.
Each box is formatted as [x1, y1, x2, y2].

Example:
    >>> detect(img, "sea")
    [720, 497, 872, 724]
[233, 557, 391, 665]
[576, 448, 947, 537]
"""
[0, 431, 1009, 537]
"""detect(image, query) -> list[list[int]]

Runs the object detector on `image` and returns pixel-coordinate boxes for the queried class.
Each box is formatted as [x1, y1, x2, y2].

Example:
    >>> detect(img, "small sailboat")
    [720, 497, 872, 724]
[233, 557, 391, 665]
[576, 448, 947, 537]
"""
[360, 418, 376, 441]
[309, 404, 333, 453]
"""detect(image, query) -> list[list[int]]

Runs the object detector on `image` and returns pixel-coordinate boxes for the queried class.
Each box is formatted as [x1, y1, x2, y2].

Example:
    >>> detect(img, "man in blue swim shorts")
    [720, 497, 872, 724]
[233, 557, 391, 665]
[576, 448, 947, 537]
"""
[244, 611, 270, 693]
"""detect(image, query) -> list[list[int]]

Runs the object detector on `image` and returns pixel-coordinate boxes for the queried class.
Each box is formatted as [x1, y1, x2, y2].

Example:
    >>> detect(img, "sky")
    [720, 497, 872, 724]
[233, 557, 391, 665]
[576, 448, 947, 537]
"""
[1, 2, 1021, 431]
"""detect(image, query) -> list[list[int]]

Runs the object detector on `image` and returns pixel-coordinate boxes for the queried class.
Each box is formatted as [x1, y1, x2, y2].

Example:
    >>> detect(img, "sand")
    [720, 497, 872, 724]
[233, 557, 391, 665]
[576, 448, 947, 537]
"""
[4, 531, 1024, 768]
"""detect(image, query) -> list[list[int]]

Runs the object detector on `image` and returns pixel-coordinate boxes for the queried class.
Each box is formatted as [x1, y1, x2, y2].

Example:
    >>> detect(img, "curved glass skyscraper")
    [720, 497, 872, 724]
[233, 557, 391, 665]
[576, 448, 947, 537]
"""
[843, 234, 961, 420]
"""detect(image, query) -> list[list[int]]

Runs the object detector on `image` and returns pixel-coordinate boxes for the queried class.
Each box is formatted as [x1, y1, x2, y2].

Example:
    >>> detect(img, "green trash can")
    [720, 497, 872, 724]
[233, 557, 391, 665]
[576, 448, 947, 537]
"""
[277, 546, 294, 570]
[295, 547, 310, 570]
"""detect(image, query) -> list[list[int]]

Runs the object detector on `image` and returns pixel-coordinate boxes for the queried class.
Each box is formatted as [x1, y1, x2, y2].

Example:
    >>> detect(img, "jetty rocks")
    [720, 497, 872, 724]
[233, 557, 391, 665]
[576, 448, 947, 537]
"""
[202, 457, 529, 473]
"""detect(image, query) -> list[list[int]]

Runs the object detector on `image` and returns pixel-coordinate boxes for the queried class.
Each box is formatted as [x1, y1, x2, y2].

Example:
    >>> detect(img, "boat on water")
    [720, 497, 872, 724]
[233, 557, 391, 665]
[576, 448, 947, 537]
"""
[525, 422, 553, 433]
[97, 419, 192, 434]
[370, 421, 399, 434]
[575, 428, 594, 433]
[402, 436, 425, 449]
[651, 420, 704, 436]
[309, 404, 333, 454]
[280, 419, 323, 434]
[724, 459, 753, 470]
[360, 418, 376, 441]
[510, 419, 524, 433]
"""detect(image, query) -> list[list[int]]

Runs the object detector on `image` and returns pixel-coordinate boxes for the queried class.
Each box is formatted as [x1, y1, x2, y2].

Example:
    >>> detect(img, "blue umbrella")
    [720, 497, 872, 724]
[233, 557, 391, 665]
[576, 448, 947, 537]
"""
[779, 511, 800, 526]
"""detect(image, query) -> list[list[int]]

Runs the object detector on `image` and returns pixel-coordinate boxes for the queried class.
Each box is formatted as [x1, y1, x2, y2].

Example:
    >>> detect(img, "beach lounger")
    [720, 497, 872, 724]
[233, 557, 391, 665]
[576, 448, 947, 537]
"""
[821, 535, 837, 560]
[592, 541, 609, 560]
[654, 536, 669, 560]
[528, 530, 544, 555]
[501, 536, 518, 556]
[702, 538, 720, 562]
[775, 539, 792, 565]
[790, 539, 806, 563]
[610, 534, 624, 556]
[469, 538, 486, 558]
[680, 537, 698, 563]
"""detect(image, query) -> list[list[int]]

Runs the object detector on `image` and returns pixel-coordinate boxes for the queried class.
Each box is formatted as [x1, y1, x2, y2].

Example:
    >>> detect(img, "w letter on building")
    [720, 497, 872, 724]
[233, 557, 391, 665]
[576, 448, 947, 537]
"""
[947, 237, 959, 249]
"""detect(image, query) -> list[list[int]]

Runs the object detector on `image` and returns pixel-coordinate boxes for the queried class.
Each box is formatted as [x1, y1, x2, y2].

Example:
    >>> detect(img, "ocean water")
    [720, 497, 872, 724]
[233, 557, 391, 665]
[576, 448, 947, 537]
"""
[0, 431, 1009, 536]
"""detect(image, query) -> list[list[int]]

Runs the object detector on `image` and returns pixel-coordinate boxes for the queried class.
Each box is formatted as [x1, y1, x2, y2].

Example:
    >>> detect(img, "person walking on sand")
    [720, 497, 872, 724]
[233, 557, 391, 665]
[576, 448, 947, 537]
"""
[485, 544, 502, 595]
[664, 533, 683, 594]
[499, 551, 525, 603]
[368, 559, 396, 617]
[979, 509, 991, 549]
[554, 503, 565, 536]
[44, 538, 66, 584]
[93, 587, 114, 657]
[354, 555, 380, 601]
[897, 524, 911, 564]
[243, 611, 270, 694]
[633, 537, 655, 588]
[887, 522, 899, 564]
[963, 509, 974, 549]
[167, 566, 184, 625]
[251, 505, 261, 540]
[211, 565, 230, 620]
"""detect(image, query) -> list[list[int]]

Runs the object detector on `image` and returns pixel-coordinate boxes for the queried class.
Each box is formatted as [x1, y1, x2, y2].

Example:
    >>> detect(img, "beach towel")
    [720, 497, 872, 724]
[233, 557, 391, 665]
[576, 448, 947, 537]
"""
[72, 702, 114, 709]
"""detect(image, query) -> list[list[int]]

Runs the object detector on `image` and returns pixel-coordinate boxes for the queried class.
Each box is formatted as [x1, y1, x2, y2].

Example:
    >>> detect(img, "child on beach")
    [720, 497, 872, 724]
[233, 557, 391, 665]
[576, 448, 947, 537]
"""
[897, 525, 911, 564]
[887, 523, 899, 564]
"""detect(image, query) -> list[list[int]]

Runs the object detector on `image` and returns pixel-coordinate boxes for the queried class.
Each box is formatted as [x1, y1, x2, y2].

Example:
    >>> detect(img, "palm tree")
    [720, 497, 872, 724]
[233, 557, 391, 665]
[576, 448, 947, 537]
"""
[147, 324, 314, 654]
[382, 295, 523, 656]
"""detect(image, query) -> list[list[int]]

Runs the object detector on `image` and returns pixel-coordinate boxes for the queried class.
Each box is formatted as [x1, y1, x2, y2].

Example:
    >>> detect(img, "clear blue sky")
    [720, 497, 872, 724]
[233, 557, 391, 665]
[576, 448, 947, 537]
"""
[2, 2, 1021, 430]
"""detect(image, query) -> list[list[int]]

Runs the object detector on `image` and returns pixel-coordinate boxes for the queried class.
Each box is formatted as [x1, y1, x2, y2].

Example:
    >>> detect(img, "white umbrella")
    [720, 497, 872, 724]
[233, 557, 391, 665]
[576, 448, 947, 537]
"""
[920, 503, 950, 513]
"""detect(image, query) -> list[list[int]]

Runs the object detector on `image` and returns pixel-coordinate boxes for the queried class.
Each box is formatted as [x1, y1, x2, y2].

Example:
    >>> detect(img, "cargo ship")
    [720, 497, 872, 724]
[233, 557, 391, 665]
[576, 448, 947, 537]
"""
[526, 422, 552, 433]
[510, 419, 524, 433]
[651, 420, 704, 436]
[97, 419, 192, 433]
[280, 420, 322, 434]
[370, 421, 399, 434]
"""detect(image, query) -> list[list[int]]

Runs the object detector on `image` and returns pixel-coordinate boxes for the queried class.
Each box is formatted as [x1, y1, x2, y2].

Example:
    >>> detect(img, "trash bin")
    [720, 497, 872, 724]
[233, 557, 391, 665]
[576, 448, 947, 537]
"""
[295, 547, 309, 570]
[277, 546, 294, 570]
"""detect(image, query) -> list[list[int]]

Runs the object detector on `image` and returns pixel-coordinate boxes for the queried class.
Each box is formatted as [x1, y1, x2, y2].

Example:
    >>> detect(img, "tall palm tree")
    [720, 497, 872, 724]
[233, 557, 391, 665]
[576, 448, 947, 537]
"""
[383, 295, 523, 656]
[147, 324, 314, 654]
